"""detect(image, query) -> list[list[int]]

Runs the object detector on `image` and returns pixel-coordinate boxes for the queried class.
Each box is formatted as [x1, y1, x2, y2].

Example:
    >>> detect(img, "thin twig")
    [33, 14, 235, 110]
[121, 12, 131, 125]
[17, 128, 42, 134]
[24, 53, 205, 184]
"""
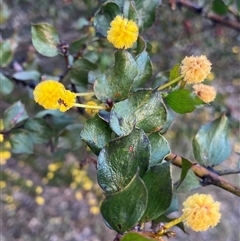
[165, 153, 240, 197]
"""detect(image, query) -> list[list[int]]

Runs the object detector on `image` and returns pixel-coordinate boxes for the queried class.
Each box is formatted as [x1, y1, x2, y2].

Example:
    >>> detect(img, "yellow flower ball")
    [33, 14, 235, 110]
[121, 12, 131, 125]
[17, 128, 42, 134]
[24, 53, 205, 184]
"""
[33, 80, 66, 110]
[85, 101, 100, 115]
[180, 55, 212, 84]
[193, 84, 216, 103]
[182, 193, 221, 232]
[58, 90, 76, 112]
[107, 15, 139, 49]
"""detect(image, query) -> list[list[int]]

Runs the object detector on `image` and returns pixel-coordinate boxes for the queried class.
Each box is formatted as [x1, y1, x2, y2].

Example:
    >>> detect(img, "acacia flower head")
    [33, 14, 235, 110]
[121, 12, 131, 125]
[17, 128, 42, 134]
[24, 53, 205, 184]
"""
[33, 80, 106, 112]
[180, 55, 212, 84]
[193, 84, 216, 103]
[182, 193, 221, 231]
[107, 15, 139, 49]
[85, 100, 100, 115]
[33, 80, 76, 112]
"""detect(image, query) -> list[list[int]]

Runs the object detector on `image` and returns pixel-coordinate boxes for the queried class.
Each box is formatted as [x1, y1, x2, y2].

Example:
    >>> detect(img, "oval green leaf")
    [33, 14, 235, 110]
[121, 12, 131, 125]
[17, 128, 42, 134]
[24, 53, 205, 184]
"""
[110, 89, 167, 136]
[193, 114, 232, 167]
[9, 129, 33, 154]
[97, 129, 150, 192]
[3, 101, 29, 131]
[0, 72, 14, 95]
[31, 23, 60, 57]
[164, 89, 205, 114]
[100, 174, 148, 233]
[94, 50, 138, 102]
[80, 115, 112, 155]
[148, 132, 170, 167]
[121, 232, 157, 241]
[141, 162, 172, 222]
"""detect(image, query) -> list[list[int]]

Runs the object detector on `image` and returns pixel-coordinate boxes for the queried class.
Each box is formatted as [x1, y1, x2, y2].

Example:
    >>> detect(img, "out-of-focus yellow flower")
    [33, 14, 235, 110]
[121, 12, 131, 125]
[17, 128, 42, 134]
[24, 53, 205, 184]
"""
[0, 151, 11, 165]
[180, 55, 212, 84]
[90, 206, 100, 215]
[0, 181, 6, 189]
[35, 196, 45, 205]
[107, 15, 139, 49]
[85, 101, 100, 115]
[193, 84, 216, 103]
[75, 191, 83, 201]
[35, 186, 43, 195]
[182, 193, 221, 231]
[25, 180, 33, 187]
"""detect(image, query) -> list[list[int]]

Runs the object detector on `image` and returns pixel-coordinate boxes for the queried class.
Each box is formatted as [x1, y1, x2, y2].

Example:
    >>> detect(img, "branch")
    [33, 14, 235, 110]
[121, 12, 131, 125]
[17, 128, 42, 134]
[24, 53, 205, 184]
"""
[172, 0, 240, 32]
[165, 153, 240, 197]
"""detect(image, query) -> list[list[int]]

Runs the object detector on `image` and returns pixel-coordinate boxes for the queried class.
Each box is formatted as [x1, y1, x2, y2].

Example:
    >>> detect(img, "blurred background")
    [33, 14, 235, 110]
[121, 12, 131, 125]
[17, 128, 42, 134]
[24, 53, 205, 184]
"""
[1, 0, 239, 241]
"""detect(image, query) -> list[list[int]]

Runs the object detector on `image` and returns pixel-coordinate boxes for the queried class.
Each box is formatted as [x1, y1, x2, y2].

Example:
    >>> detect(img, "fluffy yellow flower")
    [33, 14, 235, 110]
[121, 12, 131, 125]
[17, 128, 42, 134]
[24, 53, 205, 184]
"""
[107, 15, 138, 49]
[182, 193, 221, 231]
[193, 84, 216, 103]
[180, 55, 212, 84]
[33, 80, 66, 110]
[33, 80, 76, 112]
[85, 101, 100, 115]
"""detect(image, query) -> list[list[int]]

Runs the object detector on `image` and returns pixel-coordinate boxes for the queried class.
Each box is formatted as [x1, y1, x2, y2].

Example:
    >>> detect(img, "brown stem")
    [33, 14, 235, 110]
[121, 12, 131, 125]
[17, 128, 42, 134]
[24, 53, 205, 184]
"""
[165, 153, 240, 197]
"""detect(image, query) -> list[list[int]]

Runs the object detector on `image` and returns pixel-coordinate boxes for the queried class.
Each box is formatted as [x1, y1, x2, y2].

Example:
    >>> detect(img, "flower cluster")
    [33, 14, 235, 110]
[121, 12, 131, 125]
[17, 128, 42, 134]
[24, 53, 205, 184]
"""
[107, 15, 139, 49]
[182, 193, 221, 231]
[180, 55, 212, 84]
[193, 84, 216, 103]
[33, 80, 76, 112]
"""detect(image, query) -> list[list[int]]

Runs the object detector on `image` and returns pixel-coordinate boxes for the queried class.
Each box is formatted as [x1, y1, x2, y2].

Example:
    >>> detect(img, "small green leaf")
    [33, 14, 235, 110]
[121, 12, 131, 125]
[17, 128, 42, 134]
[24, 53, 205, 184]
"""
[13, 70, 41, 82]
[121, 232, 156, 241]
[69, 36, 88, 53]
[93, 2, 121, 36]
[193, 114, 231, 167]
[110, 89, 167, 136]
[31, 23, 60, 57]
[57, 124, 83, 151]
[134, 0, 161, 30]
[123, 0, 139, 22]
[24, 118, 53, 144]
[169, 64, 180, 88]
[176, 157, 193, 188]
[80, 115, 112, 155]
[0, 40, 14, 67]
[9, 129, 33, 154]
[176, 169, 200, 192]
[164, 89, 205, 114]
[100, 174, 148, 233]
[97, 129, 150, 193]
[3, 101, 29, 131]
[0, 1, 11, 24]
[94, 50, 138, 102]
[0, 72, 14, 95]
[141, 163, 172, 222]
[132, 51, 152, 91]
[136, 36, 147, 55]
[148, 132, 170, 167]
[69, 58, 98, 88]
[212, 0, 228, 15]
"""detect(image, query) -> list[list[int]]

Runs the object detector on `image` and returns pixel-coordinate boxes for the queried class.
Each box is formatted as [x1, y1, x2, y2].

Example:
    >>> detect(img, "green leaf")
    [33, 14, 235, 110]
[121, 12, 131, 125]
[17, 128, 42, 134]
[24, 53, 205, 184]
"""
[134, 0, 161, 30]
[136, 36, 147, 55]
[0, 72, 14, 95]
[100, 174, 148, 233]
[3, 101, 29, 131]
[69, 36, 88, 53]
[176, 157, 193, 188]
[164, 89, 205, 114]
[9, 129, 33, 154]
[121, 232, 157, 241]
[148, 132, 170, 167]
[69, 58, 98, 87]
[93, 2, 121, 36]
[176, 169, 200, 192]
[123, 0, 139, 22]
[97, 129, 150, 192]
[193, 114, 231, 167]
[80, 115, 112, 155]
[31, 23, 60, 57]
[141, 163, 172, 222]
[169, 64, 180, 88]
[57, 123, 83, 151]
[24, 118, 53, 144]
[13, 70, 41, 82]
[0, 1, 11, 24]
[164, 193, 178, 215]
[0, 40, 14, 67]
[110, 90, 167, 136]
[131, 51, 152, 91]
[94, 50, 138, 102]
[212, 0, 228, 15]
